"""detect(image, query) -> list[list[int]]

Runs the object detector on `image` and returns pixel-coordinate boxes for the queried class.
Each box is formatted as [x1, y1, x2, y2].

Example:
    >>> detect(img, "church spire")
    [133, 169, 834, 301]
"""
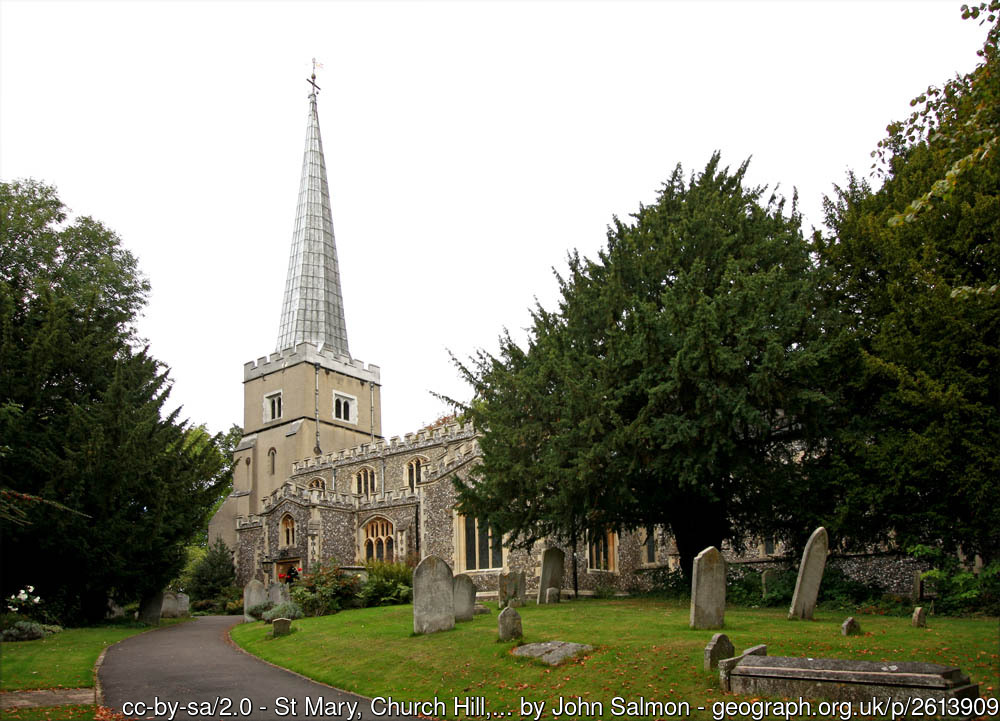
[276, 63, 350, 355]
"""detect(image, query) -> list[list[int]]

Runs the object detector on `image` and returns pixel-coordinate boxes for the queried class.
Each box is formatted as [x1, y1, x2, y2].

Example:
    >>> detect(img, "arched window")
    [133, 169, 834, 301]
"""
[588, 530, 617, 571]
[407, 458, 423, 492]
[334, 392, 356, 423]
[363, 518, 394, 562]
[281, 515, 296, 546]
[268, 448, 277, 476]
[355, 467, 376, 496]
[308, 478, 325, 490]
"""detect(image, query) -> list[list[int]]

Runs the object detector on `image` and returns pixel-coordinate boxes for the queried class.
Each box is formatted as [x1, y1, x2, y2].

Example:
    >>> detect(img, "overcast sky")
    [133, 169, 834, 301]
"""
[0, 1, 989, 441]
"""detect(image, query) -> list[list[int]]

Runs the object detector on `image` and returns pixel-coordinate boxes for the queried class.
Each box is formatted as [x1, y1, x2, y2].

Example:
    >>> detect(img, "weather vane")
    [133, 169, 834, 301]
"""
[308, 57, 323, 95]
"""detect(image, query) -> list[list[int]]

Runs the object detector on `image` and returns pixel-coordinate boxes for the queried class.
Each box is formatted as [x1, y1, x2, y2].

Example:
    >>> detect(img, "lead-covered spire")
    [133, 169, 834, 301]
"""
[276, 68, 350, 355]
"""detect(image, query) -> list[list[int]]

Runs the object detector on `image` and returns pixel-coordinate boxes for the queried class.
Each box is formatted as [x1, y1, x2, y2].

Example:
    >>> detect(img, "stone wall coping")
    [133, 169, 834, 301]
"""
[244, 342, 380, 384]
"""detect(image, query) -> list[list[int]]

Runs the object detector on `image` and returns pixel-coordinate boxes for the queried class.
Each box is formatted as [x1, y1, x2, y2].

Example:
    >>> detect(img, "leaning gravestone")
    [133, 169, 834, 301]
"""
[272, 617, 292, 637]
[912, 606, 927, 628]
[267, 582, 290, 605]
[498, 570, 526, 609]
[536, 547, 565, 604]
[139, 592, 164, 625]
[175, 592, 190, 616]
[690, 546, 725, 629]
[761, 569, 776, 598]
[704, 633, 735, 671]
[413, 555, 455, 634]
[453, 573, 476, 622]
[160, 592, 179, 618]
[243, 579, 267, 622]
[788, 526, 828, 620]
[498, 606, 523, 641]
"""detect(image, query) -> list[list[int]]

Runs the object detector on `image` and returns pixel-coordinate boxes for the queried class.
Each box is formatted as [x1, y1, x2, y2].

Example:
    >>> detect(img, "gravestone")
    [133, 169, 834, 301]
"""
[743, 644, 767, 657]
[512, 641, 593, 665]
[498, 570, 526, 609]
[536, 547, 565, 604]
[545, 587, 560, 604]
[473, 603, 490, 615]
[498, 606, 522, 641]
[138, 592, 163, 625]
[175, 592, 190, 616]
[160, 592, 179, 618]
[453, 573, 476, 622]
[704, 633, 735, 671]
[243, 579, 267, 622]
[272, 617, 292, 637]
[912, 606, 927, 628]
[788, 526, 828, 620]
[720, 655, 979, 706]
[761, 569, 776, 598]
[841, 617, 861, 636]
[413, 555, 455, 634]
[689, 546, 725, 629]
[267, 582, 290, 606]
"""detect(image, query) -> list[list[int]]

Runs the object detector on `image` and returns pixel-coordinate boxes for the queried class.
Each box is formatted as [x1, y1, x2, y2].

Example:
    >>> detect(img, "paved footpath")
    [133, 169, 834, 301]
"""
[100, 616, 421, 721]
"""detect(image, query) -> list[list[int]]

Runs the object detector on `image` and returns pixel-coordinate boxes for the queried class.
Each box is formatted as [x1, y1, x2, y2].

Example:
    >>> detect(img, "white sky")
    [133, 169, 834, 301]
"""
[0, 0, 988, 441]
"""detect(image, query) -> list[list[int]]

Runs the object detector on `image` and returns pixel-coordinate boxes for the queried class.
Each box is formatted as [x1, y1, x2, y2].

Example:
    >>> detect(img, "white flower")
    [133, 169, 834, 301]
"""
[33, 596, 41, 604]
[6, 604, 16, 611]
[17, 591, 28, 601]
[26, 586, 34, 593]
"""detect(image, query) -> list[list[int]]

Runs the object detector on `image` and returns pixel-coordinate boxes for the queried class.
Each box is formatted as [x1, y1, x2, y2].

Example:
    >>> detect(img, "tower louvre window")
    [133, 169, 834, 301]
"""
[334, 392, 356, 423]
[264, 391, 283, 422]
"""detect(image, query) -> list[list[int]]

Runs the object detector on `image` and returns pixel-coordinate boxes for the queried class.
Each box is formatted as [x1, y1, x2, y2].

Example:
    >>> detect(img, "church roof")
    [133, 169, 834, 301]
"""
[276, 77, 350, 355]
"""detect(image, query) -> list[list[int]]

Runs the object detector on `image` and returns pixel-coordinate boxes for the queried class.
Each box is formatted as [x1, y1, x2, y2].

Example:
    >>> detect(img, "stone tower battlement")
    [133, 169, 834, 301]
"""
[244, 342, 380, 384]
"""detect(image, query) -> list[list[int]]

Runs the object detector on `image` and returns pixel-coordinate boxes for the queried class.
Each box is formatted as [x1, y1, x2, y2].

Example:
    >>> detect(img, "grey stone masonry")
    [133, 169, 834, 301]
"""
[498, 606, 523, 642]
[138, 592, 163, 626]
[690, 546, 725, 629]
[272, 618, 292, 637]
[912, 606, 927, 628]
[175, 593, 190, 616]
[512, 641, 593, 665]
[453, 574, 476, 622]
[537, 547, 565, 604]
[244, 580, 267, 622]
[413, 555, 455, 634]
[743, 644, 768, 656]
[789, 526, 828, 620]
[473, 604, 490, 615]
[704, 633, 735, 671]
[160, 592, 179, 618]
[841, 617, 862, 636]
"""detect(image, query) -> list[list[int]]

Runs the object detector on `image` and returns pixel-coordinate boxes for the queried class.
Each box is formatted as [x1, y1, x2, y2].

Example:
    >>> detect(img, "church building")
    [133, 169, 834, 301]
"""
[208, 75, 692, 597]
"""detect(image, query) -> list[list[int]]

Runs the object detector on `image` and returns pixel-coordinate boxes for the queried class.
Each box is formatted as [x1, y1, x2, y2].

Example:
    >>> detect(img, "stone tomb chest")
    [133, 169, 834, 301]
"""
[722, 655, 978, 707]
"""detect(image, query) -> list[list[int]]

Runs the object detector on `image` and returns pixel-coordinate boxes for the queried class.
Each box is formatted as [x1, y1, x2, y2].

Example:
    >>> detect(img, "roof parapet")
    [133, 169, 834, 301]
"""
[244, 342, 380, 384]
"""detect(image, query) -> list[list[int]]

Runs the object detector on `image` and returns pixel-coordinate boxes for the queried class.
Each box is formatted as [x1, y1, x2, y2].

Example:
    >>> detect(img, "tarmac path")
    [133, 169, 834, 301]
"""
[99, 616, 421, 721]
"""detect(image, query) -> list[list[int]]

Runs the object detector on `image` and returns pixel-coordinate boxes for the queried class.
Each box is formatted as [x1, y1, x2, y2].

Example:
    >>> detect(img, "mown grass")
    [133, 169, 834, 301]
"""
[1, 619, 190, 691]
[230, 598, 998, 720]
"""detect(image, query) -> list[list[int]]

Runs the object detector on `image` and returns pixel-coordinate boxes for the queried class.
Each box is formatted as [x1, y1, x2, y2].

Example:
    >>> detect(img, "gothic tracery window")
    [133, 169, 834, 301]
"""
[355, 467, 376, 496]
[363, 518, 394, 562]
[281, 514, 296, 546]
[406, 458, 423, 492]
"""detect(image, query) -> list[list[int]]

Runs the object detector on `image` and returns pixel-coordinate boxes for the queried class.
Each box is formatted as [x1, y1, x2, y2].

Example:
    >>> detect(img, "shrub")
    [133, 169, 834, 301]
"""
[262, 601, 303, 622]
[911, 545, 1000, 616]
[817, 566, 882, 610]
[2, 620, 45, 641]
[289, 560, 360, 616]
[187, 538, 236, 602]
[642, 567, 689, 599]
[357, 561, 413, 607]
[225, 598, 244, 615]
[246, 602, 274, 620]
[726, 566, 765, 607]
[592, 577, 617, 599]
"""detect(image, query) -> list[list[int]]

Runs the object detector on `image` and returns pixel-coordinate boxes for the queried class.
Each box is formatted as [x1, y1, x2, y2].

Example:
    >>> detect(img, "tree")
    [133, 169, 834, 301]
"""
[814, 6, 1000, 563]
[186, 537, 236, 602]
[451, 155, 846, 578]
[0, 180, 233, 623]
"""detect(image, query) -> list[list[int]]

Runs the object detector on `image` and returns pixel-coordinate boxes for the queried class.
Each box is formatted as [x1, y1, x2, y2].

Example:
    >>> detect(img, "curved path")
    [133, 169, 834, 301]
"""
[100, 616, 420, 721]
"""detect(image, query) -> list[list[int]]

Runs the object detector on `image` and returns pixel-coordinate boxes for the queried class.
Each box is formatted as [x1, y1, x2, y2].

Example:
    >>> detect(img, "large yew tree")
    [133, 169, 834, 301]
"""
[0, 180, 232, 624]
[452, 155, 846, 578]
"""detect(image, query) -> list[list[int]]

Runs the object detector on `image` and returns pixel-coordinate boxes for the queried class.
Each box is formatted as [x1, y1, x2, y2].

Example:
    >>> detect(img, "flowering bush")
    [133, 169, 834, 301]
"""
[7, 586, 41, 613]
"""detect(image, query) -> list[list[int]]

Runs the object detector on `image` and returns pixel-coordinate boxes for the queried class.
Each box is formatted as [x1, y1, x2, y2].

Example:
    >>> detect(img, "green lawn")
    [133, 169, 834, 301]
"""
[1, 620, 189, 692]
[0, 705, 98, 720]
[231, 598, 999, 721]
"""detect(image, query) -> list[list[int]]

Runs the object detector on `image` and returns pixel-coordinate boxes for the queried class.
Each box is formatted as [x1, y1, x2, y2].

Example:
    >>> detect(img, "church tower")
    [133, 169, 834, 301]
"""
[210, 69, 382, 548]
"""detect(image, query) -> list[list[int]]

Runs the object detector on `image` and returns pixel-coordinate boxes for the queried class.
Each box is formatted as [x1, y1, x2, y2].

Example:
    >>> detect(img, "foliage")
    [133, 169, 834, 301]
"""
[289, 559, 360, 616]
[449, 155, 845, 578]
[814, 9, 1000, 562]
[912, 545, 1000, 616]
[2, 621, 46, 641]
[357, 561, 413, 607]
[167, 545, 206, 593]
[262, 601, 303, 622]
[246, 601, 274, 620]
[0, 181, 233, 624]
[639, 567, 689, 599]
[186, 538, 236, 602]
